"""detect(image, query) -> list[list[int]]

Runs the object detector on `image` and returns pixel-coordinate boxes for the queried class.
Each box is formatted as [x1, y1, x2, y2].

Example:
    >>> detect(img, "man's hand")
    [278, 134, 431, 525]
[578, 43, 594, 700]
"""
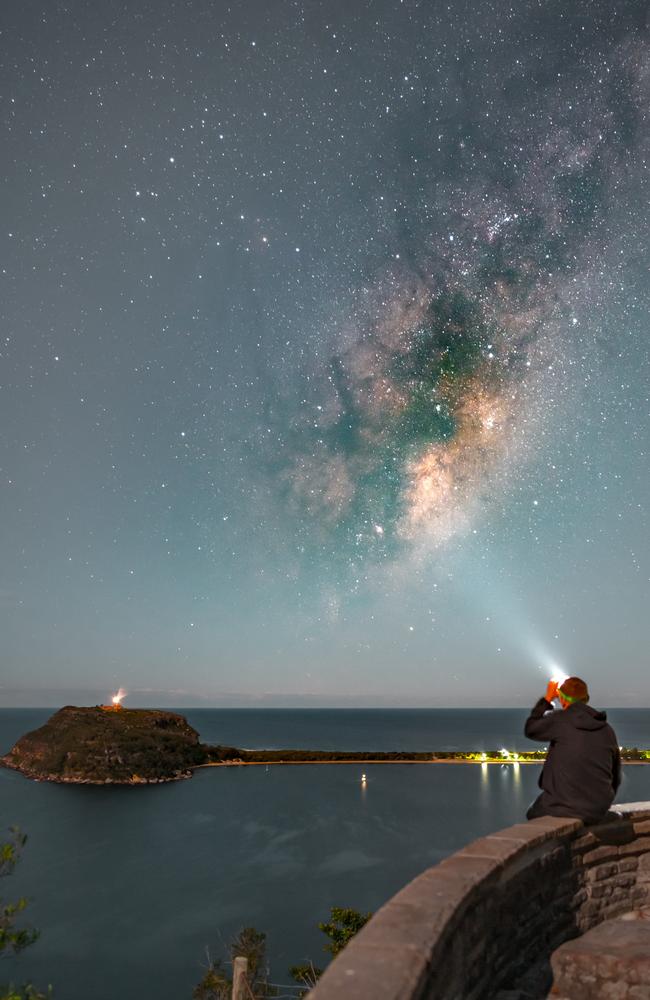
[545, 680, 559, 703]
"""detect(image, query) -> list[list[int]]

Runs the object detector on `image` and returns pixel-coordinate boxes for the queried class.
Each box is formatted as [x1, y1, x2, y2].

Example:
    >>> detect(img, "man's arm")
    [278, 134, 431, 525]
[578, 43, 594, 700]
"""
[524, 679, 560, 741]
[524, 697, 557, 741]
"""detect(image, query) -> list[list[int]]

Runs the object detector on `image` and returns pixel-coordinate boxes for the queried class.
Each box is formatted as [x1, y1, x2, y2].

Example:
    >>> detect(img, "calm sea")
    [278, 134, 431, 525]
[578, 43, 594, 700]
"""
[2, 708, 649, 1000]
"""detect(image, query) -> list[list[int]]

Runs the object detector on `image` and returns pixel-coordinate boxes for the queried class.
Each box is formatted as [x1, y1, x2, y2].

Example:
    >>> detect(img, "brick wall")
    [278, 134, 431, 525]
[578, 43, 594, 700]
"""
[307, 802, 650, 1000]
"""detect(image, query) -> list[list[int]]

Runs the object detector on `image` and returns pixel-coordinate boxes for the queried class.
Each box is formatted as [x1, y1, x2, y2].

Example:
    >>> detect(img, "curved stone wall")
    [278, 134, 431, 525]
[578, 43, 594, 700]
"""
[307, 802, 650, 1000]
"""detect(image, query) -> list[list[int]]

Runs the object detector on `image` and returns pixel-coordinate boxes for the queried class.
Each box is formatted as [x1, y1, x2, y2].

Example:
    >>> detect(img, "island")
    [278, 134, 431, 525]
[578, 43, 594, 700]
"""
[1, 705, 206, 784]
[2, 705, 649, 784]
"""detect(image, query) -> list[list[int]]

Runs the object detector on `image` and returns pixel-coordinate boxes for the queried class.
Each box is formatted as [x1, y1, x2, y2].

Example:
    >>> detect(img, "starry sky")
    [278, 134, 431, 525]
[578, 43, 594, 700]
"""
[2, 0, 649, 708]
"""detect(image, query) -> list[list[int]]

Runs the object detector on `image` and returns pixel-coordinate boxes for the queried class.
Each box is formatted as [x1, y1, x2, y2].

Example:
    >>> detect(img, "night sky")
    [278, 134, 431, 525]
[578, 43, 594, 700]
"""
[2, 0, 649, 708]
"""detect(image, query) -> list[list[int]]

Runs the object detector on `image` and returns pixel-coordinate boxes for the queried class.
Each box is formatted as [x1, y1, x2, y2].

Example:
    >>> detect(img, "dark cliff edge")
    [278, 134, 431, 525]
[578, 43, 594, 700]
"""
[3, 706, 649, 785]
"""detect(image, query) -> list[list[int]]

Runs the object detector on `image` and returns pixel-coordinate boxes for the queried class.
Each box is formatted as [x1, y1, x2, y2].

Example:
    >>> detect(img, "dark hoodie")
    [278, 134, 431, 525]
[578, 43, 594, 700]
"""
[524, 698, 621, 822]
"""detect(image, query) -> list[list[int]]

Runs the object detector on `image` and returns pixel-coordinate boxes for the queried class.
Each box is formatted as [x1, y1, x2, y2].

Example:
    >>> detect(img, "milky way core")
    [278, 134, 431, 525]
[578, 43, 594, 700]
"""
[278, 31, 649, 566]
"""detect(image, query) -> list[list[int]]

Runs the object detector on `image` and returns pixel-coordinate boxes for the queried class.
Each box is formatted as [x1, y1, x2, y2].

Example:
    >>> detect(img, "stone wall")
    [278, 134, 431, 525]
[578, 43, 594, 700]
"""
[307, 802, 650, 1000]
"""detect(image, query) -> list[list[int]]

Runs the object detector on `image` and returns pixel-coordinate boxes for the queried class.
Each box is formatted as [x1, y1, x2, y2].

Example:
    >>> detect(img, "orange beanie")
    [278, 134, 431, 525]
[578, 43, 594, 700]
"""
[559, 676, 589, 703]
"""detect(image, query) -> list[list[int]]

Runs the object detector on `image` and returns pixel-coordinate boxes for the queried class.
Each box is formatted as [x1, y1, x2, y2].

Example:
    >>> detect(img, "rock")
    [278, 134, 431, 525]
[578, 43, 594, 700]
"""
[549, 907, 650, 998]
[0, 705, 207, 784]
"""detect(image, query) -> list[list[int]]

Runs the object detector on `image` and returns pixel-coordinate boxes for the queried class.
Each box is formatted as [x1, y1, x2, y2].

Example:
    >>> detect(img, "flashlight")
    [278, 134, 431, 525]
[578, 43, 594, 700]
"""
[548, 665, 568, 686]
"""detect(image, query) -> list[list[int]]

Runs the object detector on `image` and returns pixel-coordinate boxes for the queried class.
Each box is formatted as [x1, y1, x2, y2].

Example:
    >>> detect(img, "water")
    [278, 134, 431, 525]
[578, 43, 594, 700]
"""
[2, 708, 649, 999]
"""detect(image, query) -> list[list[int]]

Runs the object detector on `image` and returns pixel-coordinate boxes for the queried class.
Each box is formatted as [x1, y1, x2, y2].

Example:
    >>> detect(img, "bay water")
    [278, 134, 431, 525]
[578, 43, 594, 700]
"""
[2, 708, 649, 999]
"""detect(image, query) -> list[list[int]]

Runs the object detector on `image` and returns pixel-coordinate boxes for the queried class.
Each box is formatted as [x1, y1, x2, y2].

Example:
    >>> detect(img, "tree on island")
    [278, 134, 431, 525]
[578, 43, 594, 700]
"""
[0, 828, 51, 1000]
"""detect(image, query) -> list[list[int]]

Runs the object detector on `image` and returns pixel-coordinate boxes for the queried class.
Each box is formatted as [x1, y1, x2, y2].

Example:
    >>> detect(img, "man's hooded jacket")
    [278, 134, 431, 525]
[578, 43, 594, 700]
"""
[525, 698, 621, 822]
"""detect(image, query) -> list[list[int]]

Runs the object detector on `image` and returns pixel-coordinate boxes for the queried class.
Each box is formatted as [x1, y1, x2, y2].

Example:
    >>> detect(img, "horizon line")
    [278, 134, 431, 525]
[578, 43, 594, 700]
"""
[3, 704, 650, 711]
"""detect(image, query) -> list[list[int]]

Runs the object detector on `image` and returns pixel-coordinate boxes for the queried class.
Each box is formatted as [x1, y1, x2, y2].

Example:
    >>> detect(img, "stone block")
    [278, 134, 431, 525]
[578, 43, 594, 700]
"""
[572, 831, 601, 852]
[391, 859, 494, 913]
[608, 887, 635, 906]
[590, 882, 614, 899]
[633, 819, 650, 835]
[435, 853, 502, 889]
[586, 862, 619, 882]
[599, 900, 644, 925]
[575, 913, 599, 935]
[355, 899, 452, 957]
[582, 845, 620, 865]
[571, 888, 589, 908]
[611, 873, 637, 890]
[550, 907, 650, 999]
[579, 898, 608, 918]
[455, 834, 532, 870]
[369, 874, 475, 952]
[619, 836, 650, 857]
[489, 817, 581, 850]
[308, 940, 429, 1000]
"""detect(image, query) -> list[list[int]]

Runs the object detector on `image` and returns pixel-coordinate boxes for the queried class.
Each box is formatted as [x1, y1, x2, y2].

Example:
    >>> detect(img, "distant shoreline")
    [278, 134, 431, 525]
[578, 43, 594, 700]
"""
[197, 760, 650, 768]
[197, 758, 537, 768]
[197, 753, 650, 768]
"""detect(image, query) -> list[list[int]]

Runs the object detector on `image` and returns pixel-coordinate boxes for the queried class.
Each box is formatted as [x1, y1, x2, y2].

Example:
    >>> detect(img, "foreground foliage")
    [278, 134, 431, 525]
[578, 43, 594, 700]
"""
[194, 908, 372, 998]
[289, 907, 372, 994]
[193, 927, 272, 999]
[0, 829, 51, 1000]
[318, 907, 372, 958]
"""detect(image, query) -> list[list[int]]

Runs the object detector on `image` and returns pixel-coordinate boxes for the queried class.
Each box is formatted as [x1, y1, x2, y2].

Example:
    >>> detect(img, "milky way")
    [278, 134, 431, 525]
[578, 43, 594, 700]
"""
[277, 31, 649, 565]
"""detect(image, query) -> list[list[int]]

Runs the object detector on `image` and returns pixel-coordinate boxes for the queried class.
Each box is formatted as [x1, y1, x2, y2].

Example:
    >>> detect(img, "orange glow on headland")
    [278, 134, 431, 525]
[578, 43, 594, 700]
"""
[104, 687, 127, 710]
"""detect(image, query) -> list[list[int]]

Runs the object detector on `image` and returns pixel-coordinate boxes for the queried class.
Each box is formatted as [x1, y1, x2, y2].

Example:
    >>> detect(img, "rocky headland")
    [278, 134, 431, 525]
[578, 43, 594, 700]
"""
[1, 705, 207, 784]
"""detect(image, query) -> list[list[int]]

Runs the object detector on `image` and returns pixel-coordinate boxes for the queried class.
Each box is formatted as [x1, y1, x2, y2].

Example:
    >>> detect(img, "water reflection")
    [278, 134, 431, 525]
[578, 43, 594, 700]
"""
[360, 771, 367, 800]
[480, 761, 490, 812]
[478, 760, 529, 821]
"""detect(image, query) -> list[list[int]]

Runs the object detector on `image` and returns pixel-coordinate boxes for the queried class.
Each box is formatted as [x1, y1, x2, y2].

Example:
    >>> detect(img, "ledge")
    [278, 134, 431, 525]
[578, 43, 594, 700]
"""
[308, 803, 650, 1000]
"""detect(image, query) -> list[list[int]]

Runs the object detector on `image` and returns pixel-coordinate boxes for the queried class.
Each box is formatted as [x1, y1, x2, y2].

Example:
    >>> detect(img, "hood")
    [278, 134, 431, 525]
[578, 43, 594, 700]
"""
[566, 702, 608, 731]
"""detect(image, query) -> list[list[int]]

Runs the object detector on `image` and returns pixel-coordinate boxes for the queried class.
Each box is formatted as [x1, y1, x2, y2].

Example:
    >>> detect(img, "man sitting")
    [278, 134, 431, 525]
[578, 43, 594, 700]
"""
[524, 676, 621, 823]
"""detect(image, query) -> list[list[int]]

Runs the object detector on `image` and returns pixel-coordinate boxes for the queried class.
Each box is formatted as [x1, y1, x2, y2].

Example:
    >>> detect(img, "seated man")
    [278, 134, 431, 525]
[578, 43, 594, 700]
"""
[524, 676, 621, 823]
